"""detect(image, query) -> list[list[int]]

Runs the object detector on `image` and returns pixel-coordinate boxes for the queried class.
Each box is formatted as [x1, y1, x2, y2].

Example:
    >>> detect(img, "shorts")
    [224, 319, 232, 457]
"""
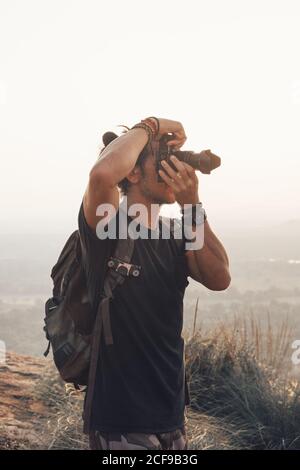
[89, 424, 188, 450]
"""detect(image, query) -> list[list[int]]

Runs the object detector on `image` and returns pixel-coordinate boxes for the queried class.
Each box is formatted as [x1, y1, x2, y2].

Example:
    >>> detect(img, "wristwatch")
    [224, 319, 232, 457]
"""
[180, 202, 207, 226]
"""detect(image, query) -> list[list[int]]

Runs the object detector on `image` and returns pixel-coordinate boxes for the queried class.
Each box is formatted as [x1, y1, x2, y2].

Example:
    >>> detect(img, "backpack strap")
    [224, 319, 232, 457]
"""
[83, 236, 136, 434]
[100, 236, 138, 345]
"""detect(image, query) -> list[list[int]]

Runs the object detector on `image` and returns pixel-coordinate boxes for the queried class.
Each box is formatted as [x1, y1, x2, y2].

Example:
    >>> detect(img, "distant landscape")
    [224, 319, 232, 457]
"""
[0, 219, 299, 358]
[1, 219, 300, 449]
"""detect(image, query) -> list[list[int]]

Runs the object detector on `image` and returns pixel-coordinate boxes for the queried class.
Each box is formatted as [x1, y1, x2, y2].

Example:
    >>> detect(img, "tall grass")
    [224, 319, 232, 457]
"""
[33, 365, 88, 450]
[36, 305, 300, 450]
[185, 301, 300, 449]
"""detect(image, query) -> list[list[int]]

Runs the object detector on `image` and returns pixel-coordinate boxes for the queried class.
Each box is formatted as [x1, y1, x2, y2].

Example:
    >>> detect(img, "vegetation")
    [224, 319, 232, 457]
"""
[185, 309, 300, 449]
[35, 311, 300, 450]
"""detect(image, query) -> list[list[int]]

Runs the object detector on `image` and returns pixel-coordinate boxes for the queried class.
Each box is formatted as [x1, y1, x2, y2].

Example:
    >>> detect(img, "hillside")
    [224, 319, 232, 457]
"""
[0, 352, 53, 449]
[1, 317, 300, 450]
[0, 350, 239, 450]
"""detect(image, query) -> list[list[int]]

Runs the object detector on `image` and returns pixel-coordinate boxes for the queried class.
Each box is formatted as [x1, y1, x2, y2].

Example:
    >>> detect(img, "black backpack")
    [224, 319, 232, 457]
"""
[43, 229, 139, 387]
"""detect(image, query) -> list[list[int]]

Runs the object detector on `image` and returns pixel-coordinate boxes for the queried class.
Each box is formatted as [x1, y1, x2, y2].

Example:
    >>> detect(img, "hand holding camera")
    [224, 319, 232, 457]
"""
[141, 117, 221, 180]
[102, 116, 221, 181]
[152, 118, 187, 150]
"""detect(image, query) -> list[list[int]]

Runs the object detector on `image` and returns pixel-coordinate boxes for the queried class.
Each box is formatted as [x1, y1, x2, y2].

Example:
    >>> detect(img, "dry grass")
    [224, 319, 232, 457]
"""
[185, 303, 300, 449]
[33, 364, 88, 449]
[33, 307, 300, 450]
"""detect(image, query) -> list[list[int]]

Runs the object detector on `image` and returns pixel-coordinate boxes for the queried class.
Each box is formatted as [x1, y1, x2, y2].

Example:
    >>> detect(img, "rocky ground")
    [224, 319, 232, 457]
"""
[2, 328, 298, 451]
[0, 352, 61, 449]
[0, 351, 232, 450]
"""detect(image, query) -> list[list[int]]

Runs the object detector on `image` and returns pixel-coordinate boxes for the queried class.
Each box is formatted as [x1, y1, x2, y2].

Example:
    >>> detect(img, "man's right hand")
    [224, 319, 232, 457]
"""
[154, 118, 187, 150]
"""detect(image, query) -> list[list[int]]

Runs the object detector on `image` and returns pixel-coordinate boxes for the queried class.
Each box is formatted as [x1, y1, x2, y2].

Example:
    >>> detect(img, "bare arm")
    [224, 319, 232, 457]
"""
[84, 117, 187, 229]
[84, 128, 149, 229]
[185, 221, 231, 291]
[157, 154, 231, 291]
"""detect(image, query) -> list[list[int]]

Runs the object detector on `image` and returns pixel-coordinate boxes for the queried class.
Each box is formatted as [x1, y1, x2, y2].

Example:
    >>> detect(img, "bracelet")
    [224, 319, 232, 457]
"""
[141, 119, 157, 137]
[131, 122, 153, 145]
[142, 117, 159, 136]
[141, 119, 156, 139]
[147, 116, 160, 135]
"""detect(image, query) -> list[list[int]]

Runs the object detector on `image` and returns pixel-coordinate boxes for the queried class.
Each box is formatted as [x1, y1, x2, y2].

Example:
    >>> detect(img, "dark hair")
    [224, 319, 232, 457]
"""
[99, 125, 152, 195]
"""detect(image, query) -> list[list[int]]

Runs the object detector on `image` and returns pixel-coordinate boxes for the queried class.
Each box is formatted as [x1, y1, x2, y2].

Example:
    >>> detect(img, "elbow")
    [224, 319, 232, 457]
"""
[215, 270, 231, 291]
[214, 274, 231, 291]
[206, 268, 231, 291]
[89, 159, 116, 188]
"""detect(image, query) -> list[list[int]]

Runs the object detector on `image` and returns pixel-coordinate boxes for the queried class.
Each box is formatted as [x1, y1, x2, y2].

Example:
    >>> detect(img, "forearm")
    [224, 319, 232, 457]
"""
[201, 221, 229, 265]
[190, 221, 231, 289]
[89, 128, 148, 186]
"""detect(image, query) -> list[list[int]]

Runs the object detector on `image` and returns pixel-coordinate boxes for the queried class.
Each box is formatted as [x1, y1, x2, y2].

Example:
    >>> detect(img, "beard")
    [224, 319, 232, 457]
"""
[140, 181, 175, 205]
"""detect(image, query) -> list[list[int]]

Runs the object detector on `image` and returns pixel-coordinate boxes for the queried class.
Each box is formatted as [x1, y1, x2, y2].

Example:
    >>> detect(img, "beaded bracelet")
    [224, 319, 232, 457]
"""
[141, 118, 159, 137]
[147, 116, 160, 135]
[131, 122, 153, 145]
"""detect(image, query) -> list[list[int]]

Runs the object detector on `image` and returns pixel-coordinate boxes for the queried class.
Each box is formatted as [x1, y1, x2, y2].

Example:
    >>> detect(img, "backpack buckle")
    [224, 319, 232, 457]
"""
[107, 257, 141, 277]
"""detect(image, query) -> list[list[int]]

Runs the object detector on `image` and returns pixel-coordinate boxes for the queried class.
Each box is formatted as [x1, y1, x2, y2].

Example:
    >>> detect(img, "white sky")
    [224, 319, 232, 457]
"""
[0, 0, 299, 234]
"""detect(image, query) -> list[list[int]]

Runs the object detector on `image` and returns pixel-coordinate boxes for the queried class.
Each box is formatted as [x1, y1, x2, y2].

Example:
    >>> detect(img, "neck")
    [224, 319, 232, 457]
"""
[124, 192, 161, 230]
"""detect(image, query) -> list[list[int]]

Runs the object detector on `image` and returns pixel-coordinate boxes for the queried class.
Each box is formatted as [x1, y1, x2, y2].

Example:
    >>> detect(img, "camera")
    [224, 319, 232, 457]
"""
[154, 134, 221, 182]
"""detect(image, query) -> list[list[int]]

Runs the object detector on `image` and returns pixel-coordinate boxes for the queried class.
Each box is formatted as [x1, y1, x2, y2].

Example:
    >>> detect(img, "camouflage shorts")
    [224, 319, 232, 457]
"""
[89, 424, 188, 450]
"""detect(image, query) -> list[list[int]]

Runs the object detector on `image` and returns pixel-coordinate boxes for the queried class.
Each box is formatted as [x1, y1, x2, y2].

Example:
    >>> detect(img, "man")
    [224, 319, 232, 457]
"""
[78, 117, 231, 450]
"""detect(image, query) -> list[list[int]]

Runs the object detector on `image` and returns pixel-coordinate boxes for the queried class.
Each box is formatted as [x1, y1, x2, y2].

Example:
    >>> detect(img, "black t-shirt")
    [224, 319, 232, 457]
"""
[78, 201, 190, 433]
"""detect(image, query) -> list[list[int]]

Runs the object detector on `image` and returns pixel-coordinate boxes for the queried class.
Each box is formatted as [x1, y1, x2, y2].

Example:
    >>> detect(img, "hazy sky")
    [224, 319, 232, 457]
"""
[0, 0, 299, 235]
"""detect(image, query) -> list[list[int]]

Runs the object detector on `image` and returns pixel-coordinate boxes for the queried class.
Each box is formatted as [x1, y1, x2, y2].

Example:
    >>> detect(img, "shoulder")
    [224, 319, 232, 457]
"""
[78, 199, 118, 258]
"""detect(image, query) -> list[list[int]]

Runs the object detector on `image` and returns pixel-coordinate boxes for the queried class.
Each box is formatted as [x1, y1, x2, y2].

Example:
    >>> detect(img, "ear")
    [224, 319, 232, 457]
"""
[126, 166, 142, 185]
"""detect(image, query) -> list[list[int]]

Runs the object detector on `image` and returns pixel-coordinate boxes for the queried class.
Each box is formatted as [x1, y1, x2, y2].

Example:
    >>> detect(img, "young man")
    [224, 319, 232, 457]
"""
[78, 117, 231, 450]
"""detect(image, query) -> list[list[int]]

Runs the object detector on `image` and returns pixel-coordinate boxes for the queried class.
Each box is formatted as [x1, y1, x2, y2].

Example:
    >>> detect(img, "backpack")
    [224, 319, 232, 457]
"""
[43, 228, 139, 389]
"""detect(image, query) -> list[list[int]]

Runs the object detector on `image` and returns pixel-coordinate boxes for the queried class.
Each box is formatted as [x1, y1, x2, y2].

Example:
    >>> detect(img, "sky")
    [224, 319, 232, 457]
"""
[0, 0, 299, 235]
